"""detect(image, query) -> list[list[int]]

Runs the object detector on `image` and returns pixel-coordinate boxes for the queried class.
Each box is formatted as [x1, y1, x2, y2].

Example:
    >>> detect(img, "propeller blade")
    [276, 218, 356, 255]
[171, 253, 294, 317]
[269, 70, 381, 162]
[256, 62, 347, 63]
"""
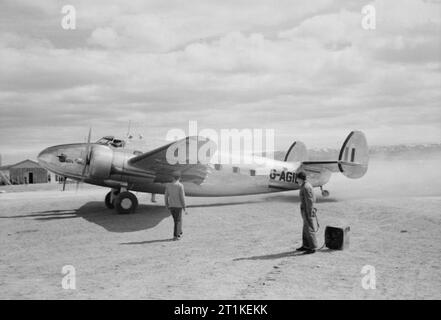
[77, 127, 93, 193]
[86, 127, 92, 143]
[80, 127, 93, 180]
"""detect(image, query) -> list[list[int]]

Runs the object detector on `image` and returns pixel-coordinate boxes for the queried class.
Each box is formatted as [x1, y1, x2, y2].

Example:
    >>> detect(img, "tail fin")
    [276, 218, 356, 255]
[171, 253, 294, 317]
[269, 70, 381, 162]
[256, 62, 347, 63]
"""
[338, 131, 369, 179]
[284, 141, 308, 162]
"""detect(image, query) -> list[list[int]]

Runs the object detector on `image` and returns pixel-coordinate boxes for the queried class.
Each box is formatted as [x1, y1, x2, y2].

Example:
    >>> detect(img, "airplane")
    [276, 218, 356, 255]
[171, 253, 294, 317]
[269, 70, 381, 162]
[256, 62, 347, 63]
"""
[37, 130, 369, 214]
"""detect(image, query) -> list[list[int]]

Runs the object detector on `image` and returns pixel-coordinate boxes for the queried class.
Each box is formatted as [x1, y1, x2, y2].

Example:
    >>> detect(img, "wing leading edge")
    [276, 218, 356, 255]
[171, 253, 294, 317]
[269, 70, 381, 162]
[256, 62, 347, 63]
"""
[128, 136, 217, 184]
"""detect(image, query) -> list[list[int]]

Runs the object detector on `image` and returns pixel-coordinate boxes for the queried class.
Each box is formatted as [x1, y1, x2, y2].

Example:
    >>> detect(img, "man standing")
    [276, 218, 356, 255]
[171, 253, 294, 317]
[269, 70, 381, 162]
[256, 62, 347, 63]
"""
[296, 171, 318, 254]
[164, 173, 186, 240]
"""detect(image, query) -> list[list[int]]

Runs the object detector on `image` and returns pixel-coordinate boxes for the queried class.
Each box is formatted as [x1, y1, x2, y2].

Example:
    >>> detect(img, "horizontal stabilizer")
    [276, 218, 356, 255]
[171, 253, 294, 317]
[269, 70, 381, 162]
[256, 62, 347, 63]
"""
[298, 131, 369, 179]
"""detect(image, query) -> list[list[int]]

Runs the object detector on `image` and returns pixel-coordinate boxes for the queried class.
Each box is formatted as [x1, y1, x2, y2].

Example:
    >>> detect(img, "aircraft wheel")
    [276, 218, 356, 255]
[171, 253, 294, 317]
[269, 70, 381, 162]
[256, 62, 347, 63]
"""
[321, 190, 330, 197]
[115, 191, 138, 214]
[105, 191, 116, 209]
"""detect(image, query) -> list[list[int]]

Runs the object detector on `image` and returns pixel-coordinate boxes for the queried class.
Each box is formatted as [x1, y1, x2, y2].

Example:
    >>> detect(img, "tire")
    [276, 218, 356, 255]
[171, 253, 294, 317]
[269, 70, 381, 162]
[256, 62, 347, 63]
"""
[114, 191, 138, 214]
[105, 191, 115, 209]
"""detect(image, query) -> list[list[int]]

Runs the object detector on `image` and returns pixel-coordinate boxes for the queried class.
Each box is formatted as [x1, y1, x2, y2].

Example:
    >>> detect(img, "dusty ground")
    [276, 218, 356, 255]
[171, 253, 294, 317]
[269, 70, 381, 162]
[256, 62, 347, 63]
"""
[1, 159, 440, 299]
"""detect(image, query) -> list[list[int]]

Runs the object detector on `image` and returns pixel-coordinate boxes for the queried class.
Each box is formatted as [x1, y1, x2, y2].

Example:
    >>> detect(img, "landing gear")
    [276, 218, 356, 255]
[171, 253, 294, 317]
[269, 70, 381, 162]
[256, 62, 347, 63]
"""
[320, 186, 330, 197]
[104, 188, 138, 214]
[114, 191, 138, 214]
[104, 189, 120, 209]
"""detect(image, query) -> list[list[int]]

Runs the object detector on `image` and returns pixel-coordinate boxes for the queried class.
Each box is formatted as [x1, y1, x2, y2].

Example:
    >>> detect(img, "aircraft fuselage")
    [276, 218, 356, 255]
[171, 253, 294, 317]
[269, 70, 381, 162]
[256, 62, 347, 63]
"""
[38, 143, 331, 196]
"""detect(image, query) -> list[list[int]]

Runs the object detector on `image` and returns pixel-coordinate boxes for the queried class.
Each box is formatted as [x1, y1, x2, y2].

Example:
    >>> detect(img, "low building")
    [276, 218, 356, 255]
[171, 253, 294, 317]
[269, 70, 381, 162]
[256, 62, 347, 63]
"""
[2, 159, 49, 185]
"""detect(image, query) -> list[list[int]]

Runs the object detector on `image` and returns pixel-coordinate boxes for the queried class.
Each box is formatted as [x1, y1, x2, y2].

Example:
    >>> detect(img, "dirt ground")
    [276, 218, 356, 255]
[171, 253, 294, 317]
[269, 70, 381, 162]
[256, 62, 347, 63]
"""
[1, 175, 440, 299]
[1, 158, 441, 299]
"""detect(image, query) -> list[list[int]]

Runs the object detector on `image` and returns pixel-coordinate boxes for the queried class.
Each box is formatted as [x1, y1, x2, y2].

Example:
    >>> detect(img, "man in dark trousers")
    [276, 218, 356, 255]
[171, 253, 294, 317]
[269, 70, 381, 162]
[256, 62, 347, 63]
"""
[164, 173, 187, 241]
[296, 171, 318, 254]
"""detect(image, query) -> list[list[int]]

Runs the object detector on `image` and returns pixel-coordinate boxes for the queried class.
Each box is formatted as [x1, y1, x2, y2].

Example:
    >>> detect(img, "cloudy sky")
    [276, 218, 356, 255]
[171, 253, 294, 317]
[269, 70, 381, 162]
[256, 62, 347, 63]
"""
[0, 0, 440, 164]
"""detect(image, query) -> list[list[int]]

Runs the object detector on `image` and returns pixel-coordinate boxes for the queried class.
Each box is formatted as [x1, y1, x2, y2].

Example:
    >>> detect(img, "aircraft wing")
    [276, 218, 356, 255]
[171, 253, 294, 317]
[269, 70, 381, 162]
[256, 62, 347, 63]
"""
[128, 136, 217, 184]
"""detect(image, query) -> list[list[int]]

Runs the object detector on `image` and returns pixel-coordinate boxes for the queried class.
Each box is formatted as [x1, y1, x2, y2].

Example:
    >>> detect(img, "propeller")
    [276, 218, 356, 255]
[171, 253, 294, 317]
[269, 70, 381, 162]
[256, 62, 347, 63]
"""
[76, 127, 93, 191]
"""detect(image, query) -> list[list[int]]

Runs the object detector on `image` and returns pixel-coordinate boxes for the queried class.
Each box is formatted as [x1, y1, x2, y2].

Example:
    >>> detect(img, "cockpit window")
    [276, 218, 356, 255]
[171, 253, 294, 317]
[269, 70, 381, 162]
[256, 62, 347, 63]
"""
[111, 139, 124, 148]
[96, 136, 113, 145]
[96, 136, 125, 148]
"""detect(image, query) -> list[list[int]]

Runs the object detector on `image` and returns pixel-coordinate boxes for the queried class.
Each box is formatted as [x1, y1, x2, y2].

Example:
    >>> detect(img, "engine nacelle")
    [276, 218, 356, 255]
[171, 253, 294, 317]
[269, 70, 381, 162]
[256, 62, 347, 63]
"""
[88, 145, 113, 179]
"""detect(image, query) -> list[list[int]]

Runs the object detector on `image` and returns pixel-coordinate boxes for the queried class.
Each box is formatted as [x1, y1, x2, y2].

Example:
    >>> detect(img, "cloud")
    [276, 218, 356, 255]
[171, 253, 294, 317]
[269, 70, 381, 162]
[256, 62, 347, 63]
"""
[87, 27, 119, 48]
[0, 0, 440, 164]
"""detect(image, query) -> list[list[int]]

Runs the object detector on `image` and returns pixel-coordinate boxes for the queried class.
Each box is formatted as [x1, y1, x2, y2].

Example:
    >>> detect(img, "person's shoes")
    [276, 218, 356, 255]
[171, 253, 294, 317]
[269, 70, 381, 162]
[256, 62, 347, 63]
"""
[296, 246, 307, 251]
[303, 249, 316, 255]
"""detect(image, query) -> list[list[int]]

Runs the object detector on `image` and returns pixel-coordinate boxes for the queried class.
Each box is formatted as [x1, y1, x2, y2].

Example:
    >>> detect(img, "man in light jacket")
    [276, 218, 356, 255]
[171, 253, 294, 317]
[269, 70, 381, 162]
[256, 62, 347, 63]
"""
[164, 173, 186, 240]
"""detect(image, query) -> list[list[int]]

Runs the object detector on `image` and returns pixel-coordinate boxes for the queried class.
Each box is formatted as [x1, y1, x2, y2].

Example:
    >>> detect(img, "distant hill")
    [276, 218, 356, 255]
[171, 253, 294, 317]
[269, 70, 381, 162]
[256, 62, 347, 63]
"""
[270, 143, 441, 161]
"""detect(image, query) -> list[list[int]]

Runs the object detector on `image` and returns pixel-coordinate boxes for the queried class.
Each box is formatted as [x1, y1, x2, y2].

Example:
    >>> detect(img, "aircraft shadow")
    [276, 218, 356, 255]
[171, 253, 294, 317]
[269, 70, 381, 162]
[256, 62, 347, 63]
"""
[10, 194, 338, 234]
[26, 202, 170, 233]
[75, 202, 170, 233]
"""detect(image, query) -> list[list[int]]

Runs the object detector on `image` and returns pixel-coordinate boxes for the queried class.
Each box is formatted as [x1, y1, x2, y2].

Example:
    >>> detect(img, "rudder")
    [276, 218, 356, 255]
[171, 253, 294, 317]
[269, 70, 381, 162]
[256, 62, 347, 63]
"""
[338, 131, 369, 179]
[284, 141, 308, 162]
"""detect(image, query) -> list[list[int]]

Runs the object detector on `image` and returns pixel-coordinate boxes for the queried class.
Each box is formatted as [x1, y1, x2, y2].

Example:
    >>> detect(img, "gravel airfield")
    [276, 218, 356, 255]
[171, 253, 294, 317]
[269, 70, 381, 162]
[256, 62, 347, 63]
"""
[1, 159, 440, 299]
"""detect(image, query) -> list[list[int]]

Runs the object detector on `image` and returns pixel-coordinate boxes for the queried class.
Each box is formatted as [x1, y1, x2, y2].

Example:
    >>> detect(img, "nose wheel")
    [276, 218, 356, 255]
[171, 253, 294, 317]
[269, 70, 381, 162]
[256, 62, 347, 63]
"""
[320, 186, 330, 197]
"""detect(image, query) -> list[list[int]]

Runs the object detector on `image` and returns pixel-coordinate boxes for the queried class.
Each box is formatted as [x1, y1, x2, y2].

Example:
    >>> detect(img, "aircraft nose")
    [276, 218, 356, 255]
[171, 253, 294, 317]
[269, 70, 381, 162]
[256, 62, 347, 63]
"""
[37, 146, 57, 169]
[37, 143, 91, 179]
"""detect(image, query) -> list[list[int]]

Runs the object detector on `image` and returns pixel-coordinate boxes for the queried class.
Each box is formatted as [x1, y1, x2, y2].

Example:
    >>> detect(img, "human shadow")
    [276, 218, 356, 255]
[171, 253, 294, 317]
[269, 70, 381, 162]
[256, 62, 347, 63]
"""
[234, 250, 305, 261]
[120, 238, 174, 245]
[235, 247, 338, 261]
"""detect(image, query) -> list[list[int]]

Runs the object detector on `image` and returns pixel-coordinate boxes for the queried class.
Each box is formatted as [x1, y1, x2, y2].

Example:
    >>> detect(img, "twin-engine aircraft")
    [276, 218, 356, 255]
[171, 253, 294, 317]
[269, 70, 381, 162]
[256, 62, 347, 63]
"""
[38, 131, 369, 214]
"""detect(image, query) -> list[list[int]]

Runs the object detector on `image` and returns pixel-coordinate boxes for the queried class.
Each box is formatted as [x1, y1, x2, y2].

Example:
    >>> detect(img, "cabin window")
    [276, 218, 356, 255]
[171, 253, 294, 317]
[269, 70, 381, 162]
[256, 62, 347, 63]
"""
[233, 166, 240, 173]
[250, 169, 256, 176]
